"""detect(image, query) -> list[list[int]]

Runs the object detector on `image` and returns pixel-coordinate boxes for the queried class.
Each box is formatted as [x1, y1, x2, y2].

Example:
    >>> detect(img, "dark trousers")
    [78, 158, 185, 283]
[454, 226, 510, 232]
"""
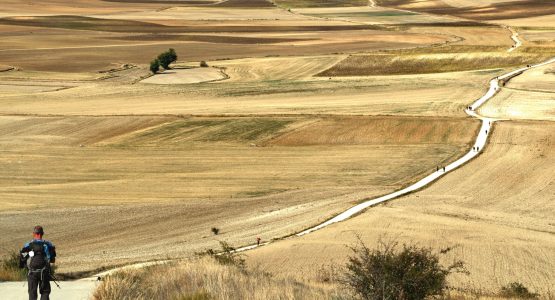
[28, 268, 50, 300]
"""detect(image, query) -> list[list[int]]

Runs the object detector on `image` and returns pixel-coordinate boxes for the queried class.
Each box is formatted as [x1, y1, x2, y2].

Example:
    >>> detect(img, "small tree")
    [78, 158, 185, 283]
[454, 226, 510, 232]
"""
[204, 241, 245, 270]
[158, 48, 178, 70]
[343, 238, 466, 300]
[149, 59, 160, 74]
[211, 227, 220, 235]
[200, 61, 209, 68]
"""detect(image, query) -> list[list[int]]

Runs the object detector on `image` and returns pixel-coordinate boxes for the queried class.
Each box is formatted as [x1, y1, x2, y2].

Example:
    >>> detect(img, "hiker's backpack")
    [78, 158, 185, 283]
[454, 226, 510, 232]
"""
[27, 240, 49, 270]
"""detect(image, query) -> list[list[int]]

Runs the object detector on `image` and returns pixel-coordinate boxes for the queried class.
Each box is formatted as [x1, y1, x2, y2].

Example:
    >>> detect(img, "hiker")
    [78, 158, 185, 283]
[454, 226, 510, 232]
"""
[442, 167, 445, 172]
[485, 130, 488, 134]
[20, 226, 56, 300]
[256, 237, 261, 246]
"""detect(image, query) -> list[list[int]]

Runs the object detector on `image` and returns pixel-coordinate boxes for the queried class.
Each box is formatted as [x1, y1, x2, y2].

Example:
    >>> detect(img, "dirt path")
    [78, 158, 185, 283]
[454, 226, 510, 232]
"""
[506, 26, 522, 52]
[0, 281, 98, 300]
[3, 59, 552, 300]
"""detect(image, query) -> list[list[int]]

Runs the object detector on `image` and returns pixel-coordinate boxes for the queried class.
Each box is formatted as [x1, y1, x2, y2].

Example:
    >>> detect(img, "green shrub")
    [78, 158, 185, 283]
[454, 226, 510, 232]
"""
[150, 59, 160, 74]
[157, 48, 178, 70]
[343, 238, 466, 300]
[500, 282, 538, 299]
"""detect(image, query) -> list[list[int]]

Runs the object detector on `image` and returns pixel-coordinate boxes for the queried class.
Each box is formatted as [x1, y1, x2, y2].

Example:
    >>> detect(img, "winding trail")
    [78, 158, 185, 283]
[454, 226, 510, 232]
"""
[506, 26, 522, 52]
[2, 47, 554, 300]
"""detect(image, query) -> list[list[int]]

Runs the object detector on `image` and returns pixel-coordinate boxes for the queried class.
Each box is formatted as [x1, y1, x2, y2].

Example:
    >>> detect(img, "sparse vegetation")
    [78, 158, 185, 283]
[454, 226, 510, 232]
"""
[319, 53, 551, 76]
[499, 282, 538, 299]
[92, 256, 337, 300]
[200, 61, 209, 68]
[0, 250, 26, 281]
[275, 0, 368, 8]
[211, 227, 220, 235]
[203, 241, 245, 270]
[343, 238, 467, 300]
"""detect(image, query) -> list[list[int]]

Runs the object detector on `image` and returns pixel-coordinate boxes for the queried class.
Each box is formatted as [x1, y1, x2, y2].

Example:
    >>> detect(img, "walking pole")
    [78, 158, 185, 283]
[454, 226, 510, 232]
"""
[50, 272, 62, 289]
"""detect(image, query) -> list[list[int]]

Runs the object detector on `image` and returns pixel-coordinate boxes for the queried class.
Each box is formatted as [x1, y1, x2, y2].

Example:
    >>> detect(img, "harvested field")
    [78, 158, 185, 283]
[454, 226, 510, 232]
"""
[141, 67, 226, 84]
[0, 65, 13, 72]
[0, 16, 383, 33]
[480, 89, 555, 121]
[214, 0, 275, 7]
[102, 0, 215, 3]
[0, 67, 496, 117]
[407, 26, 513, 46]
[296, 6, 459, 24]
[106, 34, 312, 44]
[376, 0, 555, 21]
[212, 55, 345, 82]
[0, 28, 447, 72]
[275, 0, 368, 8]
[0, 115, 476, 272]
[101, 6, 302, 21]
[247, 121, 555, 295]
[267, 116, 476, 146]
[0, 0, 168, 15]
[495, 14, 555, 28]
[479, 61, 555, 121]
[318, 52, 549, 76]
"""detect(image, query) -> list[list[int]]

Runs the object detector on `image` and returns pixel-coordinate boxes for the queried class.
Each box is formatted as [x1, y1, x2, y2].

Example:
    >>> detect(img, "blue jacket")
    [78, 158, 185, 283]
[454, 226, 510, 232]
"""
[20, 239, 56, 264]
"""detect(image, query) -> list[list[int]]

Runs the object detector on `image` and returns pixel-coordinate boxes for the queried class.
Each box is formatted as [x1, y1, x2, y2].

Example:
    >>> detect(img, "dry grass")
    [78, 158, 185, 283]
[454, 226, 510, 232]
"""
[0, 115, 476, 273]
[376, 0, 555, 21]
[319, 53, 550, 76]
[214, 0, 275, 7]
[275, 0, 368, 8]
[0, 251, 26, 281]
[92, 257, 340, 300]
[247, 121, 555, 296]
[267, 116, 476, 146]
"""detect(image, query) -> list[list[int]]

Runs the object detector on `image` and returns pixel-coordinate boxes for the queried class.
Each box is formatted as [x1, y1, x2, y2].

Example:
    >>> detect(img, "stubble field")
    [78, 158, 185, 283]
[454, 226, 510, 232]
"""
[0, 0, 554, 297]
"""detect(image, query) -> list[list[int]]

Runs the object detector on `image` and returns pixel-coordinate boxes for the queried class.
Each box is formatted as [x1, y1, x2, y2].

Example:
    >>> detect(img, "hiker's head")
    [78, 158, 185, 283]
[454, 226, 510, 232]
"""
[33, 225, 44, 239]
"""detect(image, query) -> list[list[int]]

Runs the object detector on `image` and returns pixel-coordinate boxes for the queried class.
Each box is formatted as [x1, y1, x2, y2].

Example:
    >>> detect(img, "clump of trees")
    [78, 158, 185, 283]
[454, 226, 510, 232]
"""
[149, 48, 178, 74]
[343, 238, 467, 300]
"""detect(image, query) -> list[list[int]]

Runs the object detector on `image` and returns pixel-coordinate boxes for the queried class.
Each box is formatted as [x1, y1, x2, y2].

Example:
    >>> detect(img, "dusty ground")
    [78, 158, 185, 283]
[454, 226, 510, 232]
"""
[480, 62, 555, 121]
[376, 0, 555, 21]
[0, 0, 553, 297]
[141, 67, 226, 84]
[0, 62, 500, 117]
[0, 115, 477, 272]
[247, 121, 555, 295]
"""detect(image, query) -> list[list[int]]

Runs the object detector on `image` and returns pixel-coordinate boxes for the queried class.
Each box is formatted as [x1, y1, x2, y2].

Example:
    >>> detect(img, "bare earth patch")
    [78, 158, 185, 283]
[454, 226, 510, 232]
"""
[141, 67, 226, 84]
